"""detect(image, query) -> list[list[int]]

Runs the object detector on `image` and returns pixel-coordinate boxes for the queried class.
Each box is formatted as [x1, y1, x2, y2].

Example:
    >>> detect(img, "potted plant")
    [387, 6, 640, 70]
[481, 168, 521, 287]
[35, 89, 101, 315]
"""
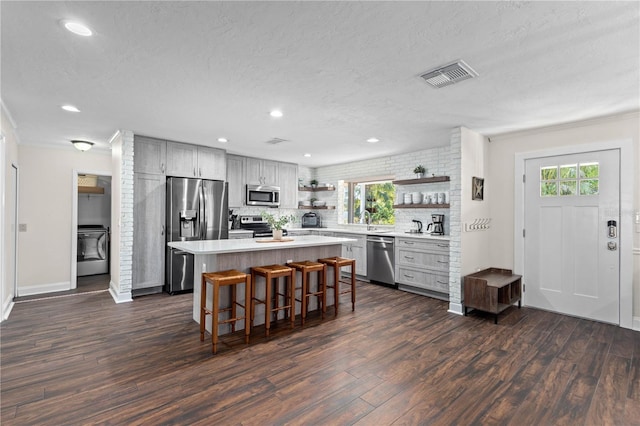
[310, 179, 318, 188]
[261, 211, 295, 240]
[413, 165, 426, 178]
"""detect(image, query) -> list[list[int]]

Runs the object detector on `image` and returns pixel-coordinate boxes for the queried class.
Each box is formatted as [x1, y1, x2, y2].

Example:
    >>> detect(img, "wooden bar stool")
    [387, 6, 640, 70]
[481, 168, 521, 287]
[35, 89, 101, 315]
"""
[318, 256, 356, 315]
[250, 264, 296, 336]
[287, 260, 327, 325]
[200, 269, 251, 354]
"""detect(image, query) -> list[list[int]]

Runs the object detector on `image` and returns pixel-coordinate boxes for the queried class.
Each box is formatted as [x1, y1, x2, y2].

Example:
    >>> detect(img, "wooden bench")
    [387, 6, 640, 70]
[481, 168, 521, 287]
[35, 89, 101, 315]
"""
[463, 268, 521, 324]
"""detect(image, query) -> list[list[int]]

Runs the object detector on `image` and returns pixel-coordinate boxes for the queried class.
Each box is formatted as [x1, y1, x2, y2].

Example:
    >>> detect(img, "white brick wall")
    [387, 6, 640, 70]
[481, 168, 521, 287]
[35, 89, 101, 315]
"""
[119, 131, 134, 294]
[448, 128, 462, 311]
[313, 146, 451, 232]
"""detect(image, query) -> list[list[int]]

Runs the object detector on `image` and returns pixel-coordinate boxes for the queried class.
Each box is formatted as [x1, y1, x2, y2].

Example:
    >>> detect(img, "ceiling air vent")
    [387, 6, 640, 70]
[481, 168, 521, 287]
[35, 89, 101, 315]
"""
[265, 137, 289, 145]
[419, 60, 478, 88]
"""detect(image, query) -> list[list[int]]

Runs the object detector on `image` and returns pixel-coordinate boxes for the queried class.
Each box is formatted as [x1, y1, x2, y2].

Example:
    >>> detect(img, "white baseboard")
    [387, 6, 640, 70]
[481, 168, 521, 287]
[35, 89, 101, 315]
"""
[2, 298, 14, 321]
[448, 302, 463, 315]
[18, 281, 70, 297]
[633, 316, 640, 332]
[109, 281, 132, 304]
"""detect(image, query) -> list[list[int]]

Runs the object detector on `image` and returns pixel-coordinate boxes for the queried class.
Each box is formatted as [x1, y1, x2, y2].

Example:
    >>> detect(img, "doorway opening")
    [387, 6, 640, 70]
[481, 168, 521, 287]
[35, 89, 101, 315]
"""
[73, 171, 112, 294]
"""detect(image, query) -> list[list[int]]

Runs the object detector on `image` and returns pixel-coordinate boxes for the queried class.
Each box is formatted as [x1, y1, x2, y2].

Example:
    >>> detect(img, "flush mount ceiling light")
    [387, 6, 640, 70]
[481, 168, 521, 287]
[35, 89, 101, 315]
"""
[367, 138, 380, 143]
[269, 110, 283, 118]
[217, 137, 228, 143]
[71, 140, 94, 151]
[303, 153, 312, 157]
[61, 20, 93, 37]
[61, 104, 80, 112]
[419, 59, 478, 89]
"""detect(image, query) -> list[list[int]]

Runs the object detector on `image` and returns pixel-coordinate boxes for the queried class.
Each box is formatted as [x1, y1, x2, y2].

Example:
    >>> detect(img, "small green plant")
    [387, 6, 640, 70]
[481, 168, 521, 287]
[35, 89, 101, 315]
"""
[413, 165, 426, 174]
[310, 179, 318, 187]
[261, 211, 295, 230]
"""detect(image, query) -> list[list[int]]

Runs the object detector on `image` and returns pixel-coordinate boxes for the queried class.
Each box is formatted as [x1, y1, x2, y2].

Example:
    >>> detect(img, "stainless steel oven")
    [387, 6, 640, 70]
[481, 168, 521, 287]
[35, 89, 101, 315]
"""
[246, 184, 280, 207]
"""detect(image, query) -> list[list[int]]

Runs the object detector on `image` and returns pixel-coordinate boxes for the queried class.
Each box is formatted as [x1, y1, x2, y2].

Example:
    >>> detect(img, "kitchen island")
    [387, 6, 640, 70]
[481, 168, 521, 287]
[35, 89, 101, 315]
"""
[169, 235, 356, 333]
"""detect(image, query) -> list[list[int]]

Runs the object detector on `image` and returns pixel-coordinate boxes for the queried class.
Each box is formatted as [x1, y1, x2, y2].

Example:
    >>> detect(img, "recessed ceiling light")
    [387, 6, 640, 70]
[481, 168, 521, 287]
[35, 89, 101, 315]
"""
[62, 20, 93, 37]
[303, 153, 311, 158]
[61, 105, 80, 112]
[367, 138, 380, 143]
[270, 110, 283, 118]
[217, 137, 228, 143]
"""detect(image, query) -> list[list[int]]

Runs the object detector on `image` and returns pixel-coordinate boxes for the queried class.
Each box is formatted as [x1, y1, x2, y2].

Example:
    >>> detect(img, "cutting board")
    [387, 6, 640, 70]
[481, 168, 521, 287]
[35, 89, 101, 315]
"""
[256, 237, 295, 243]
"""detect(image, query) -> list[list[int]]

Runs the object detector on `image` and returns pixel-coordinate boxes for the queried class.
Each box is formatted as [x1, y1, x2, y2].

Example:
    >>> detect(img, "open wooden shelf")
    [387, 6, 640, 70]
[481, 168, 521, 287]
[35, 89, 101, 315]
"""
[298, 206, 335, 210]
[78, 186, 105, 194]
[298, 186, 335, 191]
[394, 203, 449, 209]
[392, 176, 450, 185]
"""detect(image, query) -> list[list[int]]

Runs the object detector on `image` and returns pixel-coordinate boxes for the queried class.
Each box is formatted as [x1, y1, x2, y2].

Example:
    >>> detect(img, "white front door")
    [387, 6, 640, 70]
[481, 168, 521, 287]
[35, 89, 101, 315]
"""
[524, 149, 620, 324]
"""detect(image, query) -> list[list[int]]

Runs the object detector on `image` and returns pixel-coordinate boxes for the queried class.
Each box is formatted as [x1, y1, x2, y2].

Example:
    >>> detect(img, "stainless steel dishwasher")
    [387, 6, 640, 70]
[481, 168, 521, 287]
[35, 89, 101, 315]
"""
[367, 236, 396, 287]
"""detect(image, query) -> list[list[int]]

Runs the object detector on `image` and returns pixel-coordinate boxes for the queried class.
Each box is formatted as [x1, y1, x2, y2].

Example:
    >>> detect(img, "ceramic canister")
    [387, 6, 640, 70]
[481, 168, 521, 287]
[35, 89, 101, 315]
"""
[423, 193, 432, 204]
[437, 192, 445, 204]
[412, 192, 422, 204]
[396, 192, 404, 205]
[404, 193, 412, 204]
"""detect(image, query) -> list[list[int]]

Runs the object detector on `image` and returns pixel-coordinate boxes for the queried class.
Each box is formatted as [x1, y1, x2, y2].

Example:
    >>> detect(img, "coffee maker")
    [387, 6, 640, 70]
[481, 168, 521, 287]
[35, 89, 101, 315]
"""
[426, 214, 445, 235]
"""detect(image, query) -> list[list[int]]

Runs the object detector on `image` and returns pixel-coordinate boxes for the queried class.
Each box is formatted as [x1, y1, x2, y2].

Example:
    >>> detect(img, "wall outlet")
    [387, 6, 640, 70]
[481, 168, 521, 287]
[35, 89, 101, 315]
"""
[19, 224, 27, 232]
[286, 259, 293, 264]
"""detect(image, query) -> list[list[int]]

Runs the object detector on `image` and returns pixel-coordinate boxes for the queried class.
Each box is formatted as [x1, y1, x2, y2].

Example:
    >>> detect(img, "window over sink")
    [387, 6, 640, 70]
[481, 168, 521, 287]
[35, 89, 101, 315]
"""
[339, 178, 395, 225]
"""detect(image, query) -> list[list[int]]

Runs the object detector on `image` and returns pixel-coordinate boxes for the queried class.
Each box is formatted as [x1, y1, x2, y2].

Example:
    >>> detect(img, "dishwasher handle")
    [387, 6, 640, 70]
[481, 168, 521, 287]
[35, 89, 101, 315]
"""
[367, 236, 395, 244]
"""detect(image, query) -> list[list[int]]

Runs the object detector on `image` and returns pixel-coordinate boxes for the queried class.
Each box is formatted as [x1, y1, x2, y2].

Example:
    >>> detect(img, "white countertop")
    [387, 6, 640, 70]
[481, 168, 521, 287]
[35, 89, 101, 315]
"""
[288, 227, 450, 241]
[168, 235, 356, 255]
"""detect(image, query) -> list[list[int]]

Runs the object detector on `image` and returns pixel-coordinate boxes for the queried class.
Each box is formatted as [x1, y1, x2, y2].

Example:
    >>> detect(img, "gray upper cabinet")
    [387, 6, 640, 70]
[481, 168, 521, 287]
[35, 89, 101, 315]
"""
[246, 158, 279, 186]
[133, 173, 166, 291]
[197, 146, 226, 181]
[166, 142, 226, 180]
[278, 162, 299, 209]
[166, 142, 198, 177]
[227, 155, 246, 208]
[134, 136, 166, 175]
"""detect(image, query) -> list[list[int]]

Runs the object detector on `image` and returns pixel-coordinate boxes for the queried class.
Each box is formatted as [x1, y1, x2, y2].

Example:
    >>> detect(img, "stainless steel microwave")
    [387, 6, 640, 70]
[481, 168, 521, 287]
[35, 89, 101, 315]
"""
[246, 184, 280, 207]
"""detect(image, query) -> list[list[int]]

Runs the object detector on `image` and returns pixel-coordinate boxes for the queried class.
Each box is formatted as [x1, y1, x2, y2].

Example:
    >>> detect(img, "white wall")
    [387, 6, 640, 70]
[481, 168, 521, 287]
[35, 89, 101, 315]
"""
[2, 104, 19, 320]
[460, 127, 492, 276]
[487, 112, 640, 320]
[16, 145, 111, 294]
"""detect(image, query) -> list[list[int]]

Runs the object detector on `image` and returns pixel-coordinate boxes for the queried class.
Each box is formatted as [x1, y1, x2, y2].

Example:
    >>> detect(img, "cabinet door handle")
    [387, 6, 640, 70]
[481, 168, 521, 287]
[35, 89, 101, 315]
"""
[403, 274, 415, 279]
[403, 241, 414, 245]
[193, 167, 197, 176]
[199, 168, 202, 177]
[437, 260, 448, 264]
[161, 163, 165, 173]
[161, 225, 165, 236]
[404, 256, 414, 260]
[436, 280, 448, 285]
[437, 244, 448, 248]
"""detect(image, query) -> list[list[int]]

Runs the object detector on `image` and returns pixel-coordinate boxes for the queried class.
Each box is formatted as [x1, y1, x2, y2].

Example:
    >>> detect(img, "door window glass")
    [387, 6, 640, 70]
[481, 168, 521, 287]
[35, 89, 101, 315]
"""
[540, 161, 599, 197]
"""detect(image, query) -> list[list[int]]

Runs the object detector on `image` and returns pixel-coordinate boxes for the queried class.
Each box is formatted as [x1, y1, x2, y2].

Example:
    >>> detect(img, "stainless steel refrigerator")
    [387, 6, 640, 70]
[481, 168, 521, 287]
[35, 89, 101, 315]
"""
[166, 177, 228, 294]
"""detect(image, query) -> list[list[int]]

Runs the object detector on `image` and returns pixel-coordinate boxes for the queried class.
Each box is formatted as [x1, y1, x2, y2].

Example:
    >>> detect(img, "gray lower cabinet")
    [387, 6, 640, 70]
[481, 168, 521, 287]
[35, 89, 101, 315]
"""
[333, 232, 367, 276]
[133, 173, 165, 294]
[395, 238, 449, 298]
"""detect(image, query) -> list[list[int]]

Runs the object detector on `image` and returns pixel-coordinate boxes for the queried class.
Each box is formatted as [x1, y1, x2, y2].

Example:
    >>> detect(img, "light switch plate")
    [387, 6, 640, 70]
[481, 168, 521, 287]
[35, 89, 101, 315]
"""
[19, 224, 27, 232]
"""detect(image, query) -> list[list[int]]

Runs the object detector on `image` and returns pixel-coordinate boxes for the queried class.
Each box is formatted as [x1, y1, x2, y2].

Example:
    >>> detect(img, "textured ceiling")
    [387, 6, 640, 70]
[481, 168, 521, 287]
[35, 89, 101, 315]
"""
[2, 1, 638, 167]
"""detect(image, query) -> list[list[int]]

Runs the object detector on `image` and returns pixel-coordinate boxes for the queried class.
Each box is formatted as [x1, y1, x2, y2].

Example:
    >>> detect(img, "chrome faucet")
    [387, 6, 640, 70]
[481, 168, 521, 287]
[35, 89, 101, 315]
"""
[364, 210, 373, 230]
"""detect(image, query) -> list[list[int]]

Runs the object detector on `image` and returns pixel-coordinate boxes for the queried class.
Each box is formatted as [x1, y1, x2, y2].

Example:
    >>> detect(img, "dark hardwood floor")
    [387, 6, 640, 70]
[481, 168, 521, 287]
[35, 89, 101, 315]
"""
[1, 280, 639, 425]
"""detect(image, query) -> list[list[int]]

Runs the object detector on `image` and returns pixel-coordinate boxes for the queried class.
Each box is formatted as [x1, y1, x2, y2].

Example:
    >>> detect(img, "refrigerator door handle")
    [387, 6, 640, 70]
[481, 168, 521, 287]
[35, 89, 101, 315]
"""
[199, 184, 206, 240]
